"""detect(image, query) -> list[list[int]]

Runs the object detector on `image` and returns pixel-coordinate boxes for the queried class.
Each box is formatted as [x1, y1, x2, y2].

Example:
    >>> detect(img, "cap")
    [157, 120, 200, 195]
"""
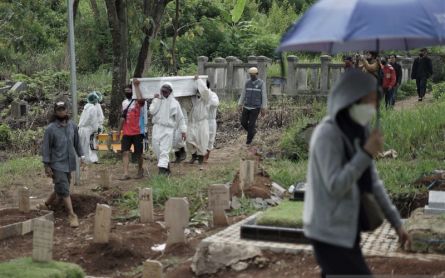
[54, 101, 67, 110]
[248, 67, 258, 74]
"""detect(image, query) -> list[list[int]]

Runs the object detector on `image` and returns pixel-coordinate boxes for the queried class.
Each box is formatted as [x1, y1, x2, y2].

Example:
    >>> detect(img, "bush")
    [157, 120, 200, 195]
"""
[0, 257, 85, 278]
[0, 124, 11, 150]
[432, 82, 445, 100]
[397, 80, 417, 99]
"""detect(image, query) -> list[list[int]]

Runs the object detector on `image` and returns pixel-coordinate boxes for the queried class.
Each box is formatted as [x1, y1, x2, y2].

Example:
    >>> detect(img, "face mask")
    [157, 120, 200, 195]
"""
[125, 93, 132, 99]
[348, 104, 376, 126]
[162, 92, 170, 99]
[419, 53, 424, 57]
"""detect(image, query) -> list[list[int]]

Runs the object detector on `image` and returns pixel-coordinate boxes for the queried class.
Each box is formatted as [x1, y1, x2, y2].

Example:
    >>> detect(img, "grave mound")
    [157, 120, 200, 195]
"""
[51, 194, 108, 218]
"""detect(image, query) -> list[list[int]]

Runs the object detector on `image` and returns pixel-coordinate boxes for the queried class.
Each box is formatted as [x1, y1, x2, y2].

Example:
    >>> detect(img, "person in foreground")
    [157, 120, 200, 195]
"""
[40, 101, 83, 228]
[303, 70, 410, 277]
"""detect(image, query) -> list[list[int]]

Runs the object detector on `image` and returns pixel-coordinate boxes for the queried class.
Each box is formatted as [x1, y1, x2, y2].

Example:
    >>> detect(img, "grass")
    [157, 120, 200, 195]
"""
[265, 159, 307, 188]
[256, 200, 304, 228]
[0, 257, 85, 278]
[0, 156, 41, 188]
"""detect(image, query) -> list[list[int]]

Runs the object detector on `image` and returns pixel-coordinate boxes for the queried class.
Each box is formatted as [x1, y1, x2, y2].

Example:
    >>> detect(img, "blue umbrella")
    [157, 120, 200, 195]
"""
[279, 0, 445, 53]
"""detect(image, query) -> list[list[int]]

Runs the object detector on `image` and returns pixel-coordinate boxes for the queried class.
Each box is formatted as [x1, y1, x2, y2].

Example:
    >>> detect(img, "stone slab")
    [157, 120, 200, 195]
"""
[32, 219, 54, 262]
[424, 205, 445, 215]
[142, 260, 163, 278]
[429, 191, 445, 209]
[0, 208, 53, 240]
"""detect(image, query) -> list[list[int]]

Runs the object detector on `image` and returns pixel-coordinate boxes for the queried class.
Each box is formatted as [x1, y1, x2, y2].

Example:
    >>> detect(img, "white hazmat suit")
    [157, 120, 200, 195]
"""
[186, 79, 212, 156]
[78, 102, 104, 163]
[207, 88, 219, 151]
[149, 84, 186, 169]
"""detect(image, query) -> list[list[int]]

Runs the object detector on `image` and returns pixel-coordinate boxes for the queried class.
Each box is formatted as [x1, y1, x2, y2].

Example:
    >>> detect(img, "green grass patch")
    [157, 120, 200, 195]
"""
[0, 156, 41, 188]
[0, 257, 85, 278]
[257, 200, 304, 228]
[265, 159, 307, 188]
[381, 99, 445, 160]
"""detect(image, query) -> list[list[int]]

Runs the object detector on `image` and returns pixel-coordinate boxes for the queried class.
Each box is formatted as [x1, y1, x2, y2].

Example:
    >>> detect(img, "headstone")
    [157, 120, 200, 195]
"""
[208, 184, 230, 226]
[240, 159, 255, 190]
[32, 219, 54, 262]
[9, 82, 27, 93]
[10, 100, 28, 119]
[139, 188, 154, 223]
[271, 182, 286, 198]
[142, 259, 163, 278]
[18, 187, 30, 213]
[165, 198, 189, 244]
[93, 204, 112, 243]
[99, 169, 111, 188]
[428, 191, 445, 209]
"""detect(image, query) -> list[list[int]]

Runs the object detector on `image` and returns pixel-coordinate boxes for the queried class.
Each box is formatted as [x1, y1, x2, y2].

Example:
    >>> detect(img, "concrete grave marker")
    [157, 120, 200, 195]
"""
[93, 204, 112, 243]
[240, 159, 255, 190]
[139, 188, 154, 223]
[99, 169, 111, 188]
[165, 198, 189, 244]
[32, 219, 54, 262]
[18, 186, 30, 213]
[142, 259, 163, 278]
[208, 184, 230, 226]
[428, 190, 445, 209]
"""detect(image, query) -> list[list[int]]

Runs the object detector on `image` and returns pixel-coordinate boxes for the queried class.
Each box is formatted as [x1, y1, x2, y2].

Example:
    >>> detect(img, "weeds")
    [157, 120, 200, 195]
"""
[0, 156, 42, 188]
[264, 159, 307, 188]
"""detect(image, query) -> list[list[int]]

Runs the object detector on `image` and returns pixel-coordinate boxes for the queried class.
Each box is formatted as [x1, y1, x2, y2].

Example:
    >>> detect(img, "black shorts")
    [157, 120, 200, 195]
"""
[121, 134, 144, 155]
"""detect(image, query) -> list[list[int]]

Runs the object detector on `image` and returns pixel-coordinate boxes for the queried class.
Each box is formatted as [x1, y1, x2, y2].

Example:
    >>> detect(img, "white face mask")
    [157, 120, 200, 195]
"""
[348, 104, 376, 126]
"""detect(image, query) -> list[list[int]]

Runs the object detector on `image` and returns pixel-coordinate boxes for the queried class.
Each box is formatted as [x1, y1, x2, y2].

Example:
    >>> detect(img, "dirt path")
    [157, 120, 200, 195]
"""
[394, 92, 433, 111]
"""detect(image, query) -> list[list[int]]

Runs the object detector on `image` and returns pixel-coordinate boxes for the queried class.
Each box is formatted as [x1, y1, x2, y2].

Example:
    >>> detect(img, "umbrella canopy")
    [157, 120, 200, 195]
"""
[278, 0, 445, 53]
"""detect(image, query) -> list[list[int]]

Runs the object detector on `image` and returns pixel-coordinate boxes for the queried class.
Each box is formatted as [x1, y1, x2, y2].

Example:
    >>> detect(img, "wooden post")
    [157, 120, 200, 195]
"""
[99, 169, 111, 188]
[93, 204, 112, 243]
[142, 260, 163, 278]
[208, 184, 230, 226]
[240, 159, 255, 190]
[257, 56, 271, 86]
[139, 188, 154, 223]
[18, 187, 30, 213]
[165, 198, 189, 245]
[32, 219, 54, 262]
[197, 56, 208, 75]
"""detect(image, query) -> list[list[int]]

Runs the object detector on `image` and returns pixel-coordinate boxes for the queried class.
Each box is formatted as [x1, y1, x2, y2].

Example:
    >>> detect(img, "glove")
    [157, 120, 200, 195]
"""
[98, 126, 103, 133]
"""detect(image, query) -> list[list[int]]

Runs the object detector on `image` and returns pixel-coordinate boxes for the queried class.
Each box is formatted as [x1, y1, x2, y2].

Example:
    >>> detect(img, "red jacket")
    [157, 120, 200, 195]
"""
[382, 64, 396, 89]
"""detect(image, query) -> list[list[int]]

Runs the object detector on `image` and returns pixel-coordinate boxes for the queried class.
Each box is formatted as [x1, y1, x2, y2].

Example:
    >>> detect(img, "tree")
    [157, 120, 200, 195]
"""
[133, 0, 172, 78]
[170, 0, 180, 75]
[105, 0, 128, 127]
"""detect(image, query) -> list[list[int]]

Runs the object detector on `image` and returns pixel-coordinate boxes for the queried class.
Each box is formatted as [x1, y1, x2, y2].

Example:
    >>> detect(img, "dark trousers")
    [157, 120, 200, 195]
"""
[384, 88, 395, 108]
[240, 107, 260, 144]
[416, 77, 427, 98]
[311, 238, 371, 277]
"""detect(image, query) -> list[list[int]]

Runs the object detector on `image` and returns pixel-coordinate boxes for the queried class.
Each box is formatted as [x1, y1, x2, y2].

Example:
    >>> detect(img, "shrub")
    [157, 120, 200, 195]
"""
[397, 80, 417, 99]
[0, 124, 11, 150]
[432, 82, 445, 100]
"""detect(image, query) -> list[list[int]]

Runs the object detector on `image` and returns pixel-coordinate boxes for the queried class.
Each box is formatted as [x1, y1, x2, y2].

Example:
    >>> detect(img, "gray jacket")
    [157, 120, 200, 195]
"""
[238, 79, 267, 109]
[41, 120, 82, 173]
[303, 70, 402, 248]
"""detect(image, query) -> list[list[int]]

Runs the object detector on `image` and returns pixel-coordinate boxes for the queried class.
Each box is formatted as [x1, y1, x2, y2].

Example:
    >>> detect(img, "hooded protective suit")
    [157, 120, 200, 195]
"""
[186, 79, 211, 155]
[207, 88, 219, 151]
[150, 83, 186, 168]
[172, 97, 192, 152]
[303, 70, 402, 248]
[78, 92, 103, 163]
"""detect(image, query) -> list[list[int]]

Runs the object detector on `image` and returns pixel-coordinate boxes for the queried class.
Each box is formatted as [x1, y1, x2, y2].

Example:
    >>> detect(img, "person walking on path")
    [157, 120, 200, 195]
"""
[389, 55, 402, 106]
[238, 67, 267, 145]
[380, 57, 397, 108]
[149, 82, 187, 175]
[118, 79, 147, 180]
[411, 48, 433, 101]
[304, 70, 410, 277]
[78, 92, 103, 164]
[39, 101, 83, 228]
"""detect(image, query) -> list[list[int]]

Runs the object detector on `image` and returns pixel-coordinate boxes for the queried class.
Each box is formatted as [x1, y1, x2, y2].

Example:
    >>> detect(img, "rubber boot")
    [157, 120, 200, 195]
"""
[189, 153, 198, 164]
[178, 147, 187, 162]
[173, 151, 181, 163]
[198, 155, 204, 165]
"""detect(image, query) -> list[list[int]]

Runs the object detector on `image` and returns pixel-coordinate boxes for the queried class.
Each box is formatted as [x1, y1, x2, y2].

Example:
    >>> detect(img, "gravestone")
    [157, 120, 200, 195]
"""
[9, 81, 27, 93]
[240, 159, 255, 190]
[10, 100, 28, 119]
[139, 188, 154, 223]
[142, 260, 163, 278]
[94, 204, 112, 243]
[165, 198, 189, 245]
[208, 184, 230, 226]
[99, 169, 111, 188]
[32, 219, 54, 262]
[424, 191, 445, 215]
[18, 187, 30, 213]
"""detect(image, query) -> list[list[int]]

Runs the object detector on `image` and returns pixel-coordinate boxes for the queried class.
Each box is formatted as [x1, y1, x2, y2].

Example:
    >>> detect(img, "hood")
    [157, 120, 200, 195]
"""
[328, 69, 377, 119]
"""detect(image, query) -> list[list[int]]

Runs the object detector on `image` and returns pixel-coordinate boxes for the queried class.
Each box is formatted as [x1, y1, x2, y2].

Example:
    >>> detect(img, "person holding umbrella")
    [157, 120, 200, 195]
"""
[304, 70, 410, 276]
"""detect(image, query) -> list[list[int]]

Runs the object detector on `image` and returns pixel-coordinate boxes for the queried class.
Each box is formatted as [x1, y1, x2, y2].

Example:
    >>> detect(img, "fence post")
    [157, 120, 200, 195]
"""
[286, 55, 298, 96]
[247, 55, 257, 64]
[226, 56, 237, 99]
[400, 56, 413, 84]
[197, 56, 208, 75]
[214, 57, 227, 99]
[257, 56, 271, 85]
[320, 55, 332, 94]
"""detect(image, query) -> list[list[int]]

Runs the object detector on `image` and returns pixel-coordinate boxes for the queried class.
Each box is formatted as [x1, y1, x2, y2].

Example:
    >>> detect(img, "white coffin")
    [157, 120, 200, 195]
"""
[131, 75, 208, 99]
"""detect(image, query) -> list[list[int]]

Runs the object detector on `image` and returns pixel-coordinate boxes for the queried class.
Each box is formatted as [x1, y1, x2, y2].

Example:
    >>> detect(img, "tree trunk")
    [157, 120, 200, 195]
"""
[105, 0, 128, 128]
[170, 0, 179, 75]
[89, 0, 100, 19]
[133, 0, 172, 78]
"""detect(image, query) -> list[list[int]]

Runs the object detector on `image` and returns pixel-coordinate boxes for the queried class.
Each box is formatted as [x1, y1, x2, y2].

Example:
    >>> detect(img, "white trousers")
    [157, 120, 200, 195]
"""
[152, 124, 174, 168]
